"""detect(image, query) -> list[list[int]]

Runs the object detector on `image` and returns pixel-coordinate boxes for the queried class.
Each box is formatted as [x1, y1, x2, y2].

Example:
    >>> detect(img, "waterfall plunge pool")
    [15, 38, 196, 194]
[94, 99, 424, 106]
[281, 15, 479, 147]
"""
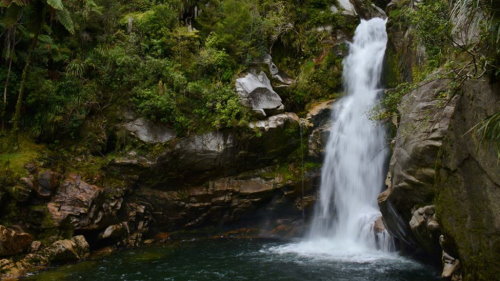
[25, 239, 440, 281]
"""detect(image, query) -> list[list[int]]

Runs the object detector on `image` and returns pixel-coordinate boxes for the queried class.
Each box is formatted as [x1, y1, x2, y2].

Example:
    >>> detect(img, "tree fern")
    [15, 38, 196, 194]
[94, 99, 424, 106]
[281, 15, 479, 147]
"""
[46, 0, 64, 10]
[56, 8, 75, 34]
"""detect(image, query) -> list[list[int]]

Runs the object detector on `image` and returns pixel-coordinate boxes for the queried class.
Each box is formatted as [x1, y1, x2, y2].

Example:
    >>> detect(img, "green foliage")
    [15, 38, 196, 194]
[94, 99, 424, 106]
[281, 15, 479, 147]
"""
[407, 0, 451, 68]
[46, 0, 64, 10]
[0, 0, 357, 148]
[55, 8, 75, 35]
[292, 50, 343, 106]
[473, 112, 500, 159]
[372, 82, 415, 120]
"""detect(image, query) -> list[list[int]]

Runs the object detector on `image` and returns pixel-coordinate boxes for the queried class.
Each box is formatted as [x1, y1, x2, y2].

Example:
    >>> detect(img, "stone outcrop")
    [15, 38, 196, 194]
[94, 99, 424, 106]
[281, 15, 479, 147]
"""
[0, 225, 33, 257]
[35, 170, 61, 198]
[349, 0, 387, 19]
[47, 174, 105, 230]
[249, 112, 299, 131]
[305, 100, 335, 160]
[146, 113, 300, 188]
[0, 235, 89, 280]
[236, 71, 284, 117]
[124, 117, 176, 144]
[409, 205, 440, 256]
[379, 78, 500, 280]
[131, 164, 317, 232]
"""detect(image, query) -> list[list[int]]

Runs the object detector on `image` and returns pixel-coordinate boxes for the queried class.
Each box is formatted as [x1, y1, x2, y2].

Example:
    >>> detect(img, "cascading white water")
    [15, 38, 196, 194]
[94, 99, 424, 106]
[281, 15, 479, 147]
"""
[308, 17, 393, 252]
[307, 17, 393, 251]
[270, 18, 394, 259]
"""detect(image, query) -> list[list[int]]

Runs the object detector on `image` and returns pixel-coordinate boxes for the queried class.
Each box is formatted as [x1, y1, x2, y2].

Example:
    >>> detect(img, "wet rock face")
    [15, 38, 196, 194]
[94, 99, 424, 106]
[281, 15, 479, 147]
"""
[379, 78, 500, 280]
[0, 225, 33, 257]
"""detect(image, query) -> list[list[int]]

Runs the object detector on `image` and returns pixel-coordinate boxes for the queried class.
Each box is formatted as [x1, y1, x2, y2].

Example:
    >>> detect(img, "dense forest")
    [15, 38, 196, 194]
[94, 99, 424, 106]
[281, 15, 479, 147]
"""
[0, 0, 499, 280]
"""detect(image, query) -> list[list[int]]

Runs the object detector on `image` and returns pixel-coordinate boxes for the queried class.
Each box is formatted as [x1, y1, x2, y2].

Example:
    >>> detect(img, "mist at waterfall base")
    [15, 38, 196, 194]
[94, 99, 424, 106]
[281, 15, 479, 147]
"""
[269, 17, 394, 259]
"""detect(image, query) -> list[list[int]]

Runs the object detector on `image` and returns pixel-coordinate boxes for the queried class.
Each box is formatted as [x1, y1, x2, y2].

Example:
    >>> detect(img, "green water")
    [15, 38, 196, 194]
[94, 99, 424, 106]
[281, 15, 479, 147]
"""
[25, 239, 440, 281]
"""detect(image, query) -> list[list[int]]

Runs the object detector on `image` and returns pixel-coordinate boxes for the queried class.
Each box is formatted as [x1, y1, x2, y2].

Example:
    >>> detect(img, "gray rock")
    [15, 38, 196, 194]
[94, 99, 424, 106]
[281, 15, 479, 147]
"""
[409, 205, 441, 256]
[249, 113, 299, 131]
[379, 79, 459, 247]
[99, 222, 129, 240]
[236, 71, 284, 117]
[124, 117, 176, 143]
[379, 78, 500, 280]
[305, 100, 335, 160]
[337, 0, 357, 15]
[35, 170, 61, 198]
[46, 236, 90, 262]
[149, 114, 300, 187]
[349, 0, 386, 19]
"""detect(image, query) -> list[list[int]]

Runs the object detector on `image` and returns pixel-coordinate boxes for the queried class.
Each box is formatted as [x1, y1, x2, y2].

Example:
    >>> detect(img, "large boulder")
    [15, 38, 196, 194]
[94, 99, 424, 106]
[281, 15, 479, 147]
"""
[47, 174, 104, 230]
[35, 170, 61, 198]
[0, 236, 89, 280]
[379, 79, 500, 280]
[0, 225, 33, 257]
[236, 71, 284, 117]
[124, 117, 176, 144]
[378, 79, 459, 247]
[335, 0, 357, 15]
[43, 235, 90, 263]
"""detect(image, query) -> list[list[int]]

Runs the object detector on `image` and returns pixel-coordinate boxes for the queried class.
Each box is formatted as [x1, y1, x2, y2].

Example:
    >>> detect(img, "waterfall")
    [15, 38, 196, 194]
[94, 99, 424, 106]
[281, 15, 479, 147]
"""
[307, 17, 393, 252]
[268, 18, 394, 260]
